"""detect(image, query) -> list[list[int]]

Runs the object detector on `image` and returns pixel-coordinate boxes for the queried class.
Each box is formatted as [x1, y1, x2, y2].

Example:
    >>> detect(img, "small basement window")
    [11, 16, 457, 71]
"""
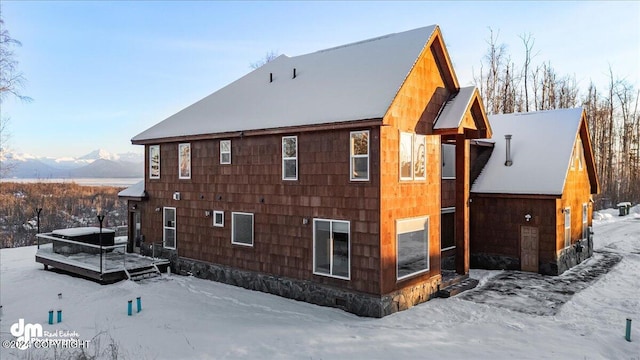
[213, 210, 224, 227]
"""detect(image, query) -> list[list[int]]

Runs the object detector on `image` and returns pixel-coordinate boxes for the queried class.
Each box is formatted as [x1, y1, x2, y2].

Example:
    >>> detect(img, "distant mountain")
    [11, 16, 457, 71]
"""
[1, 149, 144, 179]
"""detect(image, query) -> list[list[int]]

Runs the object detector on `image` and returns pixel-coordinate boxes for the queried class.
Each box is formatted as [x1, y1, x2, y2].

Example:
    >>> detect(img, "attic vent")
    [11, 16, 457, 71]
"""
[292, 68, 297, 79]
[505, 134, 513, 167]
[269, 72, 273, 83]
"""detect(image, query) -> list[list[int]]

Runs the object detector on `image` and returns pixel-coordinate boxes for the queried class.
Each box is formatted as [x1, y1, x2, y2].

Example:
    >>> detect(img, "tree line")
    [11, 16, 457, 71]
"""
[0, 182, 127, 248]
[474, 29, 639, 207]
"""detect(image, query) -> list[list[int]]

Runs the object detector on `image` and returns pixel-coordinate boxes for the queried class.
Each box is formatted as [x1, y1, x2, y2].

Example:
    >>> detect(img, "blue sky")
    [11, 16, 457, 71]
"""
[2, 1, 639, 158]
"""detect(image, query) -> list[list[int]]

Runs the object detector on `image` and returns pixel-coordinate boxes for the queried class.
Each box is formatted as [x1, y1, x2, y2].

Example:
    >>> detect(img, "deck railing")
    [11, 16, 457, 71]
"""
[36, 233, 128, 275]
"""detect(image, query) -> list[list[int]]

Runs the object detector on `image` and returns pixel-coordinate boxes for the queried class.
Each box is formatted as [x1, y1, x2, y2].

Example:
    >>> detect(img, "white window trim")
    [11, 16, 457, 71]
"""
[178, 143, 191, 180]
[564, 207, 571, 248]
[163, 207, 176, 250]
[396, 216, 430, 281]
[312, 218, 351, 280]
[231, 212, 254, 247]
[440, 207, 456, 251]
[399, 132, 414, 181]
[350, 130, 370, 182]
[282, 136, 298, 181]
[220, 140, 231, 165]
[441, 143, 456, 180]
[149, 145, 160, 179]
[582, 203, 588, 240]
[213, 210, 224, 227]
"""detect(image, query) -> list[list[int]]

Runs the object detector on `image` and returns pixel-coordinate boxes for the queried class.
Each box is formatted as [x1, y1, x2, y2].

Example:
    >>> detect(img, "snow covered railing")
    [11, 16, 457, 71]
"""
[36, 232, 128, 274]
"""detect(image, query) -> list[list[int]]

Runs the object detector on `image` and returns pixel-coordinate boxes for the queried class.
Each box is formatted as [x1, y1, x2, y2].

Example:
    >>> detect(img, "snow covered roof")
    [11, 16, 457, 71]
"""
[52, 227, 115, 237]
[117, 180, 146, 198]
[471, 108, 585, 195]
[433, 86, 477, 130]
[132, 25, 438, 142]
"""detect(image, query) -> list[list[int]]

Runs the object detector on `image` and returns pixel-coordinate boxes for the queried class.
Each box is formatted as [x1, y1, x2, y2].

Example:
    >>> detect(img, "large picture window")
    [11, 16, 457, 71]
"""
[399, 132, 413, 180]
[282, 136, 298, 180]
[350, 130, 369, 181]
[163, 207, 176, 249]
[220, 140, 231, 164]
[232, 212, 254, 246]
[397, 216, 429, 280]
[442, 144, 456, 179]
[440, 208, 455, 250]
[564, 208, 571, 248]
[178, 143, 191, 179]
[313, 219, 350, 279]
[149, 145, 160, 179]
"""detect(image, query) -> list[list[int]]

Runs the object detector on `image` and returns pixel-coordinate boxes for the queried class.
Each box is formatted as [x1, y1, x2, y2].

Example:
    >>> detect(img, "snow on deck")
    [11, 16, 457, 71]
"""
[1, 207, 638, 359]
[52, 227, 115, 237]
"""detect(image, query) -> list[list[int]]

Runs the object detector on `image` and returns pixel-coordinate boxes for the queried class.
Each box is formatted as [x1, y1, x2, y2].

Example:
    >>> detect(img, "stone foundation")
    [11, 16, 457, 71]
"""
[470, 253, 520, 271]
[542, 236, 594, 275]
[164, 256, 440, 318]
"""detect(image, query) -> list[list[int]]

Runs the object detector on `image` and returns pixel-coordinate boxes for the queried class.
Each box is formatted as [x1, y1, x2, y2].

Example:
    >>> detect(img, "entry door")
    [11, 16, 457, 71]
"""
[128, 211, 142, 253]
[520, 226, 539, 272]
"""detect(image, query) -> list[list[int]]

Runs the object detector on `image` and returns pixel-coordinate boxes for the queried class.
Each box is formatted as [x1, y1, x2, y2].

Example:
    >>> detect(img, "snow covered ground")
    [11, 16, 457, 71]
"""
[1, 207, 639, 359]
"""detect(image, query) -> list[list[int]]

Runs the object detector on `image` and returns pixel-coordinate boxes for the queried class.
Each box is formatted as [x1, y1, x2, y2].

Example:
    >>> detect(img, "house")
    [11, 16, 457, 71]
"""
[125, 25, 491, 317]
[469, 108, 600, 275]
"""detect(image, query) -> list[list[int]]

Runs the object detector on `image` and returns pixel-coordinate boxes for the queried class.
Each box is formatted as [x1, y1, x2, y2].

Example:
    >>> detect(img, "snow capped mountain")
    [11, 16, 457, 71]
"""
[1, 149, 143, 178]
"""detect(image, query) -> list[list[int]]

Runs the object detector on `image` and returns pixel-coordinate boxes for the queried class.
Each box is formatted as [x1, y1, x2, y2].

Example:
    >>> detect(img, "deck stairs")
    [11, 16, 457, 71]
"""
[436, 271, 479, 298]
[124, 264, 162, 281]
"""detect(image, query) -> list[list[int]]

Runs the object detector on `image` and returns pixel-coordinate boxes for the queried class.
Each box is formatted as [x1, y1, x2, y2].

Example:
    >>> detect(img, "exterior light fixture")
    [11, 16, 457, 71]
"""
[525, 214, 532, 222]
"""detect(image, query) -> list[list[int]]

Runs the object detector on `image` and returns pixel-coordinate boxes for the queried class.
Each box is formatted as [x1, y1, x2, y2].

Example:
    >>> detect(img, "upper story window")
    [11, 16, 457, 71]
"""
[178, 143, 191, 179]
[149, 145, 160, 179]
[282, 136, 298, 180]
[414, 134, 426, 180]
[220, 140, 231, 164]
[577, 139, 584, 171]
[442, 144, 456, 179]
[399, 132, 414, 181]
[400, 132, 427, 181]
[350, 130, 369, 181]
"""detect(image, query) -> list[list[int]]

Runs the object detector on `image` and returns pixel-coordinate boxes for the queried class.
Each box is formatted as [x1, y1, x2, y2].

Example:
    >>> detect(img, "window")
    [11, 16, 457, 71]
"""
[577, 139, 584, 171]
[564, 208, 571, 248]
[232, 212, 254, 246]
[282, 136, 298, 180]
[149, 145, 160, 179]
[220, 140, 231, 164]
[414, 135, 426, 180]
[163, 207, 176, 249]
[397, 216, 429, 280]
[213, 210, 224, 227]
[313, 219, 350, 279]
[582, 203, 588, 240]
[399, 132, 413, 180]
[350, 130, 369, 181]
[178, 143, 191, 179]
[441, 208, 455, 250]
[442, 144, 456, 179]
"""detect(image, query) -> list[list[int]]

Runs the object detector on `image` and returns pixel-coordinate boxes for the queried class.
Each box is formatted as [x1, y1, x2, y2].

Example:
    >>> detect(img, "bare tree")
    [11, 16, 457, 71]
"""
[519, 33, 536, 112]
[250, 50, 280, 70]
[0, 17, 31, 103]
[0, 15, 31, 179]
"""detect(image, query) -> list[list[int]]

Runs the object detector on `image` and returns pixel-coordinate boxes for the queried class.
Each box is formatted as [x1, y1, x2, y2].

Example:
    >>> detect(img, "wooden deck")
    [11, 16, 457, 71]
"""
[35, 235, 170, 284]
